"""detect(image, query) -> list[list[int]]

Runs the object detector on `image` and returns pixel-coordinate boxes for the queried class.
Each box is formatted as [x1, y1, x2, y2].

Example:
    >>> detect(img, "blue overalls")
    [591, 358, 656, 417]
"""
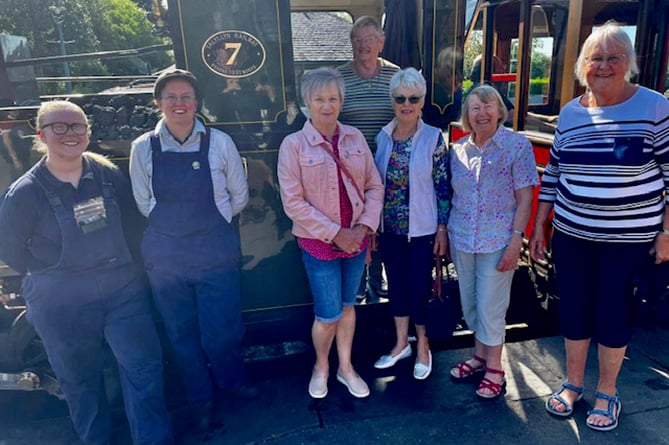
[23, 162, 172, 445]
[141, 128, 245, 408]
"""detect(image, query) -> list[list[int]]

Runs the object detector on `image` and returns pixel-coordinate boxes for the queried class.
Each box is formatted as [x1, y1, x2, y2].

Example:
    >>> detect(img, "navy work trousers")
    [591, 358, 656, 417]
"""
[23, 265, 172, 445]
[145, 255, 246, 406]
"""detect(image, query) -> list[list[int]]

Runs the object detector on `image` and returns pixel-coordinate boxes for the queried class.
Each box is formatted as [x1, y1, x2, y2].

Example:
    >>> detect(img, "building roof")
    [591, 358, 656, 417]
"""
[291, 12, 352, 63]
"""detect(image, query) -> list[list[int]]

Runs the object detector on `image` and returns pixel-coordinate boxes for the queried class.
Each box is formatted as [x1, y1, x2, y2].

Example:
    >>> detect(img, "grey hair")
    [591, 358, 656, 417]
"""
[350, 15, 383, 39]
[460, 84, 508, 132]
[300, 67, 345, 105]
[575, 20, 639, 86]
[389, 67, 427, 97]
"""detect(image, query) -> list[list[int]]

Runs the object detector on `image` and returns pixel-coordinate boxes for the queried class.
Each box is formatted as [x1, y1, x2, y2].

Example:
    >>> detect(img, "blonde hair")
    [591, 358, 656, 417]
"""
[33, 100, 90, 153]
[460, 85, 508, 132]
[33, 100, 114, 169]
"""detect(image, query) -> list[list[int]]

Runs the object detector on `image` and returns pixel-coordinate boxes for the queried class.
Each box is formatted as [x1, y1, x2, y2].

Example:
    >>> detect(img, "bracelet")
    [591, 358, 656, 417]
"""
[438, 227, 447, 232]
[512, 229, 524, 237]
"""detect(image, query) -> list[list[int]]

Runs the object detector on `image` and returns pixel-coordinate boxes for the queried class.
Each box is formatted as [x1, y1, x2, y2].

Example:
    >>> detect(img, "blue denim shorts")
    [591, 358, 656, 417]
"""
[301, 249, 367, 323]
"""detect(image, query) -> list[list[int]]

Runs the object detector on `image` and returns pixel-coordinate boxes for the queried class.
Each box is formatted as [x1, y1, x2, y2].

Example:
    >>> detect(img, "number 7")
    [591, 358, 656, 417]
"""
[225, 43, 242, 65]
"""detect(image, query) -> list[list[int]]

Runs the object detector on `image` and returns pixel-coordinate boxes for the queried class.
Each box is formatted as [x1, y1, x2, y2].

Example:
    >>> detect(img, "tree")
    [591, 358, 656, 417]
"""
[88, 0, 172, 76]
[530, 52, 550, 79]
[0, 0, 172, 94]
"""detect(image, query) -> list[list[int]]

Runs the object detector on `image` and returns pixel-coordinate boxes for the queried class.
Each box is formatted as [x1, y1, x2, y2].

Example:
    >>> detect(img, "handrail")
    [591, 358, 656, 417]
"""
[3, 44, 172, 68]
[35, 75, 157, 83]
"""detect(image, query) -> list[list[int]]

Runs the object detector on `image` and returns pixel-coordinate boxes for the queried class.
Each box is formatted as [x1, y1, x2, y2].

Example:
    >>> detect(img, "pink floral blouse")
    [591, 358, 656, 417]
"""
[448, 126, 539, 253]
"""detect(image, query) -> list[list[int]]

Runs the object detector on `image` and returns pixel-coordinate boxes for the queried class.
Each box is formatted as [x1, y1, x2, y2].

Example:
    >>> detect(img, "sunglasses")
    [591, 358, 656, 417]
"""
[393, 95, 423, 104]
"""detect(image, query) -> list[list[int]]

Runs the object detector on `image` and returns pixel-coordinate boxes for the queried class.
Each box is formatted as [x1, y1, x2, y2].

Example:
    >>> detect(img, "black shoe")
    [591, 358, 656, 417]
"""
[218, 383, 261, 400]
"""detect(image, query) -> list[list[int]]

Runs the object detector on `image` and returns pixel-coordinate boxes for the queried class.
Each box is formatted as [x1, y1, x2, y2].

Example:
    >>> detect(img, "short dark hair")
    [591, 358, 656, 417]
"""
[153, 68, 199, 100]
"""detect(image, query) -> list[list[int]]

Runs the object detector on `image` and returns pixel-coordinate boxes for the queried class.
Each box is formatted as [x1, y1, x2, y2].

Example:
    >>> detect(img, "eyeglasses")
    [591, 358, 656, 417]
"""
[160, 95, 196, 104]
[470, 103, 496, 113]
[586, 54, 625, 67]
[393, 95, 423, 104]
[352, 36, 378, 46]
[41, 122, 88, 135]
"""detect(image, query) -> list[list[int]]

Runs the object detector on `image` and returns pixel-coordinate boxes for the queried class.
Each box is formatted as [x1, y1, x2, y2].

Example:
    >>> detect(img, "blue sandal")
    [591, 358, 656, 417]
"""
[586, 391, 622, 432]
[545, 381, 584, 417]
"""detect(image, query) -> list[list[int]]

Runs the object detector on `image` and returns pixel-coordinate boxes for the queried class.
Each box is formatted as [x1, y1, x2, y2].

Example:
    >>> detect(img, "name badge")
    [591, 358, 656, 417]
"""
[73, 196, 108, 234]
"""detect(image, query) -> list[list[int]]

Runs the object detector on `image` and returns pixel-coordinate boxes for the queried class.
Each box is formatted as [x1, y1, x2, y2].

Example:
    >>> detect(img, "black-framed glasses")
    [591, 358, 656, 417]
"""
[393, 95, 423, 104]
[41, 122, 88, 135]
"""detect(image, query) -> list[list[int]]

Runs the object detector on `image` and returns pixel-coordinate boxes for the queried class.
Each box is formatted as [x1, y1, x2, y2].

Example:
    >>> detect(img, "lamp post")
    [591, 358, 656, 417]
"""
[48, 1, 72, 93]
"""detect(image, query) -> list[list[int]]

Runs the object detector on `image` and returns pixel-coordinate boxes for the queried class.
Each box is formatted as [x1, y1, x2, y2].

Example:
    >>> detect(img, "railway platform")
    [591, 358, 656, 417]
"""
[2, 323, 669, 444]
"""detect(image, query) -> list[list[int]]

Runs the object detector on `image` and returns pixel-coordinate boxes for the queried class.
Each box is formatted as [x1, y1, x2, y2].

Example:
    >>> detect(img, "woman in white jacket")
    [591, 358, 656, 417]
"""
[373, 68, 451, 380]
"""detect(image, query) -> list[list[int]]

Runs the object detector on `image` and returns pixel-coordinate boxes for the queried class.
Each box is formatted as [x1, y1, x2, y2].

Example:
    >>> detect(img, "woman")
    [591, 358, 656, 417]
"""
[448, 85, 538, 399]
[529, 22, 669, 431]
[130, 69, 251, 431]
[373, 68, 450, 380]
[0, 101, 172, 444]
[278, 67, 383, 399]
[337, 15, 400, 301]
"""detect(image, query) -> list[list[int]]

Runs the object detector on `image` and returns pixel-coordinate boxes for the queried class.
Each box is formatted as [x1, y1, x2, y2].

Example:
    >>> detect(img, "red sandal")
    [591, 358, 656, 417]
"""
[476, 367, 506, 399]
[450, 354, 486, 380]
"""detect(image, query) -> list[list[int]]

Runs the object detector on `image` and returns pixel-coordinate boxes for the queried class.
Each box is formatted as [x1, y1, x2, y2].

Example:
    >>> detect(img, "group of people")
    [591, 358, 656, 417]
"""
[0, 16, 667, 445]
[278, 17, 669, 437]
[0, 68, 253, 444]
[276, 15, 538, 404]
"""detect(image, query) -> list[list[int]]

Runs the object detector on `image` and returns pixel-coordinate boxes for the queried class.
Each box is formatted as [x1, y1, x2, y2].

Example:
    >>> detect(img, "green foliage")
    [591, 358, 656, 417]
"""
[0, 0, 172, 94]
[531, 52, 550, 78]
[463, 30, 482, 79]
[530, 77, 548, 95]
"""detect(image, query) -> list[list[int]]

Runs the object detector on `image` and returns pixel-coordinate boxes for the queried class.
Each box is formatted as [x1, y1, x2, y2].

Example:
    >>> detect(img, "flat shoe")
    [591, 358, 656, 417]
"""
[545, 381, 584, 417]
[374, 344, 412, 369]
[586, 391, 622, 432]
[413, 351, 432, 380]
[336, 372, 370, 398]
[475, 368, 506, 400]
[308, 371, 328, 399]
[450, 354, 486, 380]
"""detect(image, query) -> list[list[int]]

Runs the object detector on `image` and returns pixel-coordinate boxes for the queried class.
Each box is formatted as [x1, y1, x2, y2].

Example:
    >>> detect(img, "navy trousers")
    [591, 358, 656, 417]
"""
[24, 266, 172, 445]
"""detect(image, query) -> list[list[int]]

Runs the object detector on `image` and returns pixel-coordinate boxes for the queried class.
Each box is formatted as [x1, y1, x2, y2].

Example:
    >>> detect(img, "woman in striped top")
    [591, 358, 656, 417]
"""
[529, 22, 669, 432]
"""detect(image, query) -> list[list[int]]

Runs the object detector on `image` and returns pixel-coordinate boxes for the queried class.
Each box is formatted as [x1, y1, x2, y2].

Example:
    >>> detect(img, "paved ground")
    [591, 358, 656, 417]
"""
[1, 323, 669, 444]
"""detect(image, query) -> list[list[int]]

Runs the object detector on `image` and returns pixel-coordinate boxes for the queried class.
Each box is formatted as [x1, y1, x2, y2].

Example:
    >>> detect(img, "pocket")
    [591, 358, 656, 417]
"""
[610, 136, 649, 165]
[299, 154, 328, 189]
[340, 148, 367, 184]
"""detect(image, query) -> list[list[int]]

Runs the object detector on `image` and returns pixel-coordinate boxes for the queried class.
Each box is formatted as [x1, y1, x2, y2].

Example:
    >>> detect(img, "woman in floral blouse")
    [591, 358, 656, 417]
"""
[373, 68, 451, 380]
[448, 85, 538, 398]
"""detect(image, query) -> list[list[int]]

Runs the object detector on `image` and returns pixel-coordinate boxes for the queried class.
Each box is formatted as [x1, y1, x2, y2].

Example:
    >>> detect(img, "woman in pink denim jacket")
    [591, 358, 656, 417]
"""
[278, 67, 383, 400]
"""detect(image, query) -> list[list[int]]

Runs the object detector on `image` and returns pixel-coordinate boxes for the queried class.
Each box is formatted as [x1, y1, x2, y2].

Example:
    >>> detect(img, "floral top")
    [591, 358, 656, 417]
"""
[448, 126, 538, 253]
[383, 134, 451, 235]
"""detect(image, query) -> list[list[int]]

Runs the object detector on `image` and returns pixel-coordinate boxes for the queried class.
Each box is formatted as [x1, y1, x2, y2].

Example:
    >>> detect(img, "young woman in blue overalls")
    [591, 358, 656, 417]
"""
[0, 101, 173, 445]
[129, 69, 251, 432]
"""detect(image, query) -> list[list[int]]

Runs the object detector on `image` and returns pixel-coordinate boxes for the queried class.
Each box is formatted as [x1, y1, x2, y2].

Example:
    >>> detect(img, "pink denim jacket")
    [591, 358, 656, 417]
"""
[278, 120, 383, 243]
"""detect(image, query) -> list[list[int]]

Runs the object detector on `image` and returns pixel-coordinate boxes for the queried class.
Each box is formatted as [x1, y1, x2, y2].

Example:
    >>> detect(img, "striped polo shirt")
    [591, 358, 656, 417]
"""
[337, 58, 400, 153]
[539, 87, 669, 243]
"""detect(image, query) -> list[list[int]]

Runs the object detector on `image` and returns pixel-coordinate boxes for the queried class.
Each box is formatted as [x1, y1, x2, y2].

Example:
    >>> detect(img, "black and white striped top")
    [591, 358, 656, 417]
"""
[539, 87, 669, 243]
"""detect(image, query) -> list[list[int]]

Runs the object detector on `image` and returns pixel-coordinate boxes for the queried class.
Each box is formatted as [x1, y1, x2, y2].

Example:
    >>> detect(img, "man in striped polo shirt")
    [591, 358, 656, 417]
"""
[338, 15, 399, 302]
